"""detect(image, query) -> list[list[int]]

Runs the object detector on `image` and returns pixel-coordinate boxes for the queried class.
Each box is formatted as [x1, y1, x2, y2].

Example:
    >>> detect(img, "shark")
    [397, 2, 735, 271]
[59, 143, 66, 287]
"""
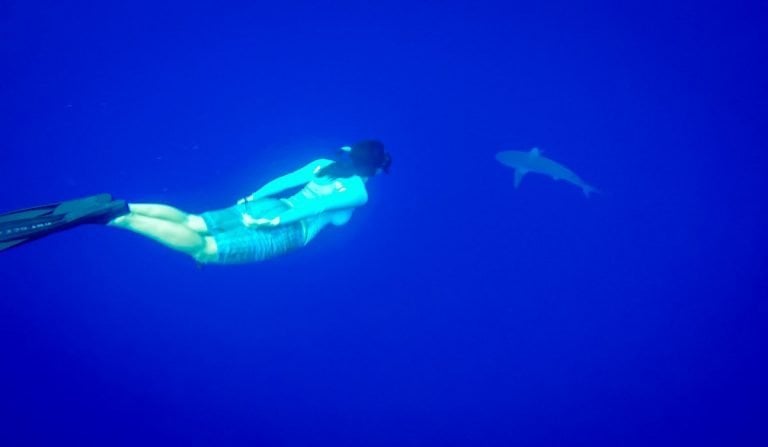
[495, 148, 598, 198]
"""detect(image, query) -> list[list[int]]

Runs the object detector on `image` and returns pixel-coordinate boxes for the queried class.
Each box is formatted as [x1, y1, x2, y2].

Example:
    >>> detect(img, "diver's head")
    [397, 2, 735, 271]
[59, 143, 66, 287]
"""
[340, 140, 391, 176]
[319, 139, 392, 178]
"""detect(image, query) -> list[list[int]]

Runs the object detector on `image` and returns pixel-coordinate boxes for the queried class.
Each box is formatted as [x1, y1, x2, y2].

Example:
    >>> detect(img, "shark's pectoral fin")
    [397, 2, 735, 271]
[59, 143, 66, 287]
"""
[514, 169, 528, 188]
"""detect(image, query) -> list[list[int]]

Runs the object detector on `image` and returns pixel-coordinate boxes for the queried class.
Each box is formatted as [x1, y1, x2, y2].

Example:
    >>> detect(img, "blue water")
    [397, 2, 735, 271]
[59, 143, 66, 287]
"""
[1, 1, 765, 445]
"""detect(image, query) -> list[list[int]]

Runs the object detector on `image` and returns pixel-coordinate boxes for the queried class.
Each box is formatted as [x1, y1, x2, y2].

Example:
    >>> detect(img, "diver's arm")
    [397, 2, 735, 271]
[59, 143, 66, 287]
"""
[246, 179, 368, 227]
[242, 159, 333, 202]
[278, 187, 368, 225]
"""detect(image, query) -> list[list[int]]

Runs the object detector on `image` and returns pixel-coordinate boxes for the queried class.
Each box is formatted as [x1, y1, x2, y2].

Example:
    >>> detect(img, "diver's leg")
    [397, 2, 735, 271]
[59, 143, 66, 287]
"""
[124, 203, 209, 233]
[128, 203, 188, 222]
[109, 214, 217, 259]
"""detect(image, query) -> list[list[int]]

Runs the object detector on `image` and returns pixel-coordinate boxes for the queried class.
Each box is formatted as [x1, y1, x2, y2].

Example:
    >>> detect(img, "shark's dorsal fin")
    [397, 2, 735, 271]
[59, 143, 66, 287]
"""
[529, 147, 541, 157]
[514, 169, 528, 188]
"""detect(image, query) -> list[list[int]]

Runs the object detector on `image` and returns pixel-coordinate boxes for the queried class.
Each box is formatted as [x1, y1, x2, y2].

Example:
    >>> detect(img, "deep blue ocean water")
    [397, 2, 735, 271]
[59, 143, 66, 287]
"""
[1, 1, 766, 445]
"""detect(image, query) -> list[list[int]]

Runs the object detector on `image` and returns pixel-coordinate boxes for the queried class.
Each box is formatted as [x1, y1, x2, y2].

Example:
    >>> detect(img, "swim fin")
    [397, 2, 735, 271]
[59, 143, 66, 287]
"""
[0, 193, 129, 252]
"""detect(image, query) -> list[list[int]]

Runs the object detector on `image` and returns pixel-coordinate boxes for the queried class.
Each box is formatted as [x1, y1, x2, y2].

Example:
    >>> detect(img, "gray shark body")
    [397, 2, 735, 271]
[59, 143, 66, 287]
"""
[496, 148, 597, 197]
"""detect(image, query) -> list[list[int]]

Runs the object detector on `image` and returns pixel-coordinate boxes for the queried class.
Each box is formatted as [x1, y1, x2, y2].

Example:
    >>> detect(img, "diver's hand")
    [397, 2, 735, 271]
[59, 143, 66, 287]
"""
[242, 213, 280, 228]
[242, 213, 256, 226]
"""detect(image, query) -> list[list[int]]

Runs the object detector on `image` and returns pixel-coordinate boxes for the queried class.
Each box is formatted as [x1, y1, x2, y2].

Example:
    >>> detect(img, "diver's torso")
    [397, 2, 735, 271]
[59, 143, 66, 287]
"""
[284, 175, 365, 244]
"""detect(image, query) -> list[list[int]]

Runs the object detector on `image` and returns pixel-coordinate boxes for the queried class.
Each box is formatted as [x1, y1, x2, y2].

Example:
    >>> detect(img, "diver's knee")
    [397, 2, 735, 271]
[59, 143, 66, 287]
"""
[186, 214, 209, 233]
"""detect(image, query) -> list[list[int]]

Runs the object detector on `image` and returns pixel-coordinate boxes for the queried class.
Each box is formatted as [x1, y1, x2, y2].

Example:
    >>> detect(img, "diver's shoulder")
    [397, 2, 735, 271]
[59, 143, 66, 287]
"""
[339, 174, 366, 187]
[302, 158, 335, 176]
[342, 176, 368, 200]
[310, 158, 334, 166]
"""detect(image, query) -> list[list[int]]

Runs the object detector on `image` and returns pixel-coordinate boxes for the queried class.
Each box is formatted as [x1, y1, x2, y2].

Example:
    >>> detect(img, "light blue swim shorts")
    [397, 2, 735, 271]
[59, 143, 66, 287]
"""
[199, 199, 305, 264]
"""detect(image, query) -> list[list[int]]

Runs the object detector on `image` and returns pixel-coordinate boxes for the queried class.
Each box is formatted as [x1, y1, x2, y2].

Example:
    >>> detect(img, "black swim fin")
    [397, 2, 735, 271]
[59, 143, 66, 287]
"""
[0, 193, 129, 252]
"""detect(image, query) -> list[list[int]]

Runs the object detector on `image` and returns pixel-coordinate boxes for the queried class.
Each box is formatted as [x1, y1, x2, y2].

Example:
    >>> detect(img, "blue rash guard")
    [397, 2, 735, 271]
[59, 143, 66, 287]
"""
[199, 159, 369, 264]
[283, 173, 367, 244]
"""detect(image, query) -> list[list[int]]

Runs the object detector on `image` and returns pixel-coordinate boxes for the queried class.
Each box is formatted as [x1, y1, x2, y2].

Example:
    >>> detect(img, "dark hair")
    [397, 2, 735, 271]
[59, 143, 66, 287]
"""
[316, 140, 392, 179]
